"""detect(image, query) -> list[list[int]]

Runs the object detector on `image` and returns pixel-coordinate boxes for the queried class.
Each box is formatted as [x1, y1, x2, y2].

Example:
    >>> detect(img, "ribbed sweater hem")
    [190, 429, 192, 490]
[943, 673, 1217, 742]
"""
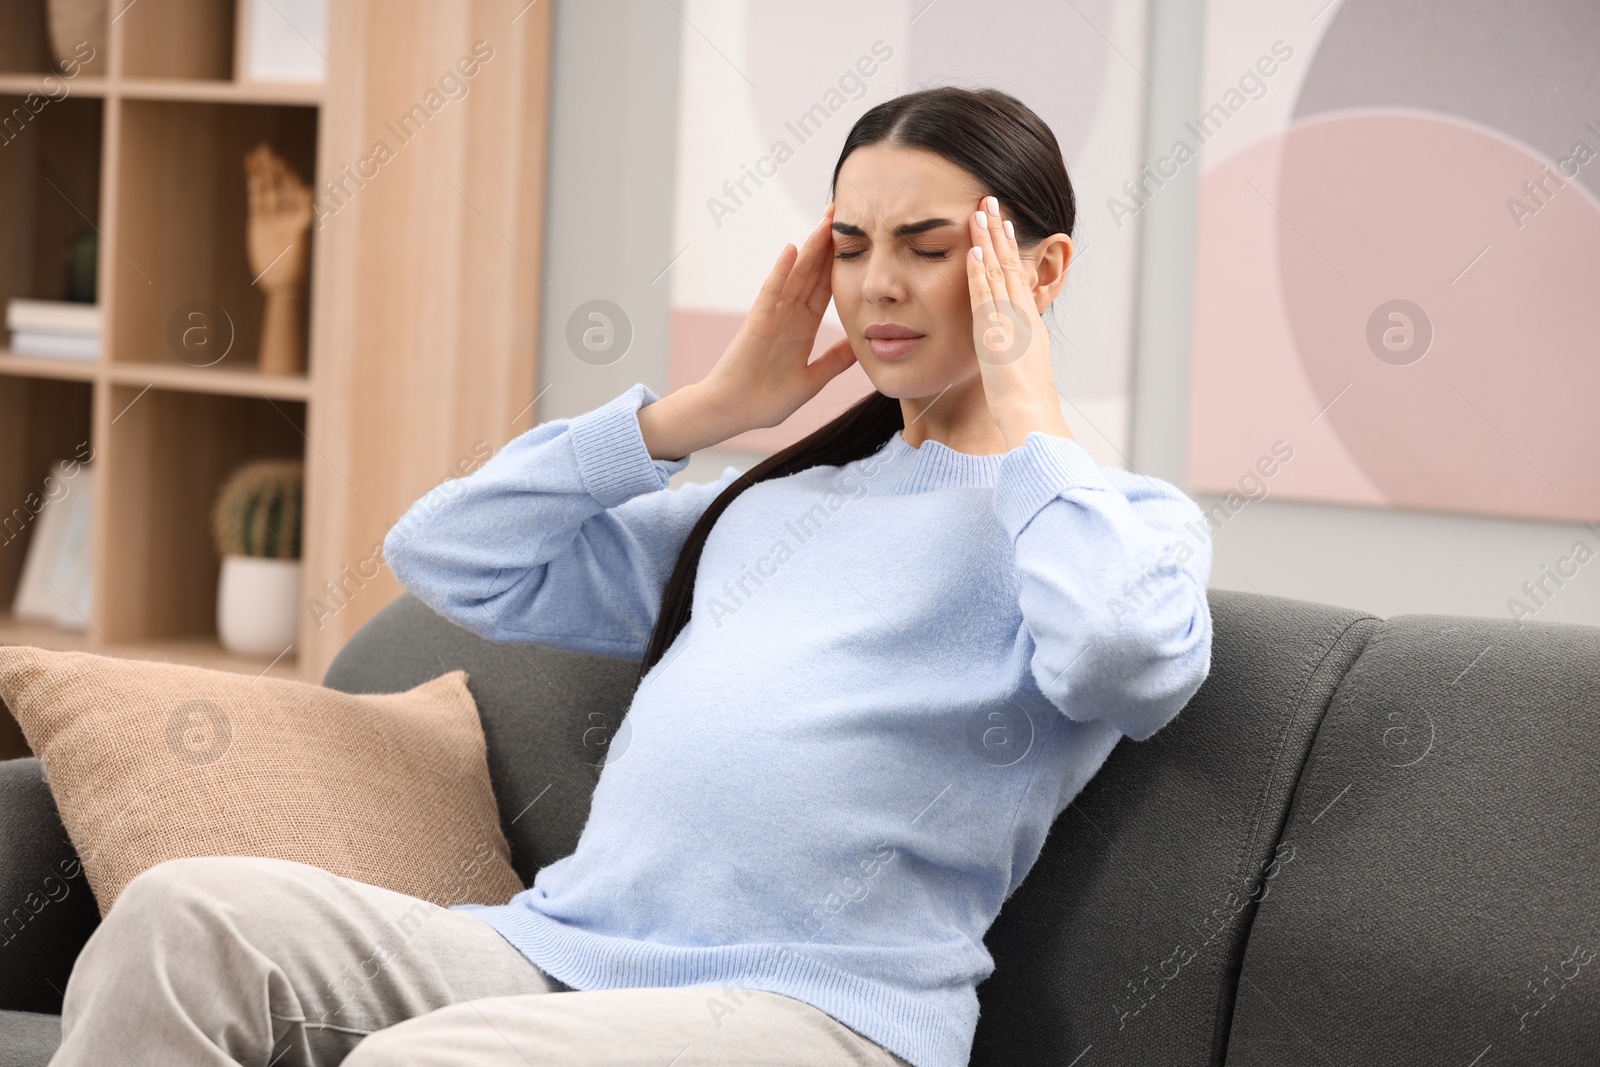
[566, 382, 691, 506]
[991, 430, 1118, 539]
[455, 901, 974, 1067]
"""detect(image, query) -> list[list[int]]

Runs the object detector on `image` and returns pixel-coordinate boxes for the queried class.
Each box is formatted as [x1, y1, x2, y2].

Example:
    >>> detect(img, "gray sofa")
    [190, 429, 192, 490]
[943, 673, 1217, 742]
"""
[3, 589, 1597, 1065]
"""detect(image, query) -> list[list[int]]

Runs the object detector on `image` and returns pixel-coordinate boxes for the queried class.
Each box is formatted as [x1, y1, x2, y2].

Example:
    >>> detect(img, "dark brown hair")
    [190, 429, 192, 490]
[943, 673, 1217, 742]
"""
[634, 86, 1076, 685]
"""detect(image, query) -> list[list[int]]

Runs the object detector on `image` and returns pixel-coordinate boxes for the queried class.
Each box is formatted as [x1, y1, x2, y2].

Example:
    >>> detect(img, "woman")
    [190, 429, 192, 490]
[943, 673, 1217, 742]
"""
[50, 87, 1211, 1067]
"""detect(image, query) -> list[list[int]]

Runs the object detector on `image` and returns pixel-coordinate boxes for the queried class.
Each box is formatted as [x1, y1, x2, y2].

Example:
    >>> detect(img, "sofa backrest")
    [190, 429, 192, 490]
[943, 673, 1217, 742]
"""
[1220, 613, 1600, 1066]
[968, 590, 1378, 1066]
[324, 589, 1382, 1066]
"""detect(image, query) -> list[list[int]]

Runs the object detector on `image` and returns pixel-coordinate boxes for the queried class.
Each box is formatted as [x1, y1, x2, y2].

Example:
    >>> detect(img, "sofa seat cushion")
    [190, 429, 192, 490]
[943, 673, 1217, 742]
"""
[0, 1009, 61, 1066]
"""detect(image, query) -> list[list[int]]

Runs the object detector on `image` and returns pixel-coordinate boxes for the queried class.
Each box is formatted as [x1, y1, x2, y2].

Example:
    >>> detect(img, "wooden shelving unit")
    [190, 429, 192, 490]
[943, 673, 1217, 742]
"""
[0, 0, 557, 762]
[0, 0, 319, 686]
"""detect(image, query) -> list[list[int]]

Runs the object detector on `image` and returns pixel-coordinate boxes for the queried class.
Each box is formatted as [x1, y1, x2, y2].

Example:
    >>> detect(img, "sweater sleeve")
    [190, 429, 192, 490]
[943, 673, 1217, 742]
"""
[990, 430, 1213, 742]
[382, 382, 742, 658]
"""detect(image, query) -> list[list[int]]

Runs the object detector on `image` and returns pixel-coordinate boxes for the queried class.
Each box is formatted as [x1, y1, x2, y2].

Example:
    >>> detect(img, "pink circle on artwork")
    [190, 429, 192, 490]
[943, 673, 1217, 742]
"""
[1273, 110, 1600, 521]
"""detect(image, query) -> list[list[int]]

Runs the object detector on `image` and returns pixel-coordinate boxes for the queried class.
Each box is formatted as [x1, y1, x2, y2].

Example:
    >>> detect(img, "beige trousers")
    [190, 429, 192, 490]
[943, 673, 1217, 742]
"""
[48, 855, 912, 1067]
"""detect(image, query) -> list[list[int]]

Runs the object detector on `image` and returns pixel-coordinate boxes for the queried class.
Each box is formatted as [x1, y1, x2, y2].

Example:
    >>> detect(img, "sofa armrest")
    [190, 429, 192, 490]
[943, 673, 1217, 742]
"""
[0, 758, 100, 1014]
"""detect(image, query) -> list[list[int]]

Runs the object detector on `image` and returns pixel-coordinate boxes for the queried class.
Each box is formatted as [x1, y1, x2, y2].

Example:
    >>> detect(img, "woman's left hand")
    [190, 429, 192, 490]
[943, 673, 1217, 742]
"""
[965, 195, 1075, 448]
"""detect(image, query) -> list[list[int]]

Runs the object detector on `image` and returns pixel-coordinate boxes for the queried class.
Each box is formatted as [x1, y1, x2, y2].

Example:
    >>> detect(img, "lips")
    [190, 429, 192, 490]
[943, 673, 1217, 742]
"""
[865, 324, 923, 339]
[864, 323, 925, 361]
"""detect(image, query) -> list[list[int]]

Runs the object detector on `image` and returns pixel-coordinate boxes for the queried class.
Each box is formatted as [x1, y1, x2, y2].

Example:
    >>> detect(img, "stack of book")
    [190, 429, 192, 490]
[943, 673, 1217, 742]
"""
[5, 299, 101, 361]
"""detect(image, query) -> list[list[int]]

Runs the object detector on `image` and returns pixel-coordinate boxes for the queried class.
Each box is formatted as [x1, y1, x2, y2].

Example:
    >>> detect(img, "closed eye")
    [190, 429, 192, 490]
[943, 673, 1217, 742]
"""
[834, 248, 951, 261]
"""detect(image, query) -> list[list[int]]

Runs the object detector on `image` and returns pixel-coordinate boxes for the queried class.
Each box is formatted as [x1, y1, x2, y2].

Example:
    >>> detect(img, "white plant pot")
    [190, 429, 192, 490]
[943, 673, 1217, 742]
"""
[217, 555, 301, 658]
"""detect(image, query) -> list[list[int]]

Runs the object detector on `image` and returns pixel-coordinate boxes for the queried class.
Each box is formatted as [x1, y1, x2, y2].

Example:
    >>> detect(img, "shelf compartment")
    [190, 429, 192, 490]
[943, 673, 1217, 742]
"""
[0, 374, 93, 618]
[0, 92, 103, 338]
[119, 0, 235, 81]
[0, 2, 107, 77]
[101, 385, 306, 652]
[0, 3, 53, 74]
[111, 97, 317, 372]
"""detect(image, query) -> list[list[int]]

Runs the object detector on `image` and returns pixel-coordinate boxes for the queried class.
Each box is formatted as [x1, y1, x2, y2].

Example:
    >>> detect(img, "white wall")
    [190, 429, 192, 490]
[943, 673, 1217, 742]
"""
[539, 0, 766, 482]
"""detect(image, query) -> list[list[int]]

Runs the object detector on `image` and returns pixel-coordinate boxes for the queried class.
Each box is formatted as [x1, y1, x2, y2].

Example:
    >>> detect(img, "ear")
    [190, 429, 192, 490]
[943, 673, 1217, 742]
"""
[1026, 233, 1074, 312]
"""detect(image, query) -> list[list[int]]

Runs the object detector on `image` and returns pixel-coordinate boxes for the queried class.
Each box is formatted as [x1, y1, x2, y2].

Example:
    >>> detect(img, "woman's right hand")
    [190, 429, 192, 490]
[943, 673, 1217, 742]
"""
[696, 202, 859, 435]
[637, 205, 858, 462]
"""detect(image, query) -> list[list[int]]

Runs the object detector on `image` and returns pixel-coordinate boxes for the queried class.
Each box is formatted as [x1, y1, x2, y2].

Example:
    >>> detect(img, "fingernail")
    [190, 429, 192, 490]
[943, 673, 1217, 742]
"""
[1003, 219, 1014, 240]
[986, 196, 1000, 216]
[975, 210, 988, 230]
[973, 246, 984, 262]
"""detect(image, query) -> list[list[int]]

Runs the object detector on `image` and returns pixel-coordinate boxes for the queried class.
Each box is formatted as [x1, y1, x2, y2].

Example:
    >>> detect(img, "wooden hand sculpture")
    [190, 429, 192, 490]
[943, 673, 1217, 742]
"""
[245, 143, 313, 375]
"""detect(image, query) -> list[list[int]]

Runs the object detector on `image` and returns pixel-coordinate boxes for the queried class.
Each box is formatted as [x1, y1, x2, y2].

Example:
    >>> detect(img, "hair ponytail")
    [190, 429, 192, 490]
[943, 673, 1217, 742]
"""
[636, 389, 901, 683]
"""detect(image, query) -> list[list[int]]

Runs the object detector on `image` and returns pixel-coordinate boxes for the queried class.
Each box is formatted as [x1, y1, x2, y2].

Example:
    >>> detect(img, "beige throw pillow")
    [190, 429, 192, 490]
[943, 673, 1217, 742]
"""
[0, 646, 525, 917]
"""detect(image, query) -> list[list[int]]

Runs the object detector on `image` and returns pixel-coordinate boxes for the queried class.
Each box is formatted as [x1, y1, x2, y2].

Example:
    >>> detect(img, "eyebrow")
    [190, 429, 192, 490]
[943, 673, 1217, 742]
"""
[832, 217, 960, 239]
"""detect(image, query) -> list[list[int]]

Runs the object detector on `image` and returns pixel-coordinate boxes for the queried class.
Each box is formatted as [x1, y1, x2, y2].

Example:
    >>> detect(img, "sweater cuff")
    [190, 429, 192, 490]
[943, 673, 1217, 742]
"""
[992, 430, 1118, 540]
[566, 383, 692, 508]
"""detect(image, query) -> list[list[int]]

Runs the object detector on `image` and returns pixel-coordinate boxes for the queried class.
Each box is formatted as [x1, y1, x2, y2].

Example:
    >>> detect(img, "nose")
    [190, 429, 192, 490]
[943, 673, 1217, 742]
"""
[860, 248, 908, 305]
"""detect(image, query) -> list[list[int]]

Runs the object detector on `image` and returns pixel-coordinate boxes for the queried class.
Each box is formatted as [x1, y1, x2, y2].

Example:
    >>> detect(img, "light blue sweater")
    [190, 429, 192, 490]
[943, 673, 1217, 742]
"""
[382, 382, 1213, 1067]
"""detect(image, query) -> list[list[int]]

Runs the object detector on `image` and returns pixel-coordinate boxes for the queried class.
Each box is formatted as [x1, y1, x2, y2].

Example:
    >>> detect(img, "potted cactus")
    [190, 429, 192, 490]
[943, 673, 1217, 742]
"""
[210, 459, 304, 657]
